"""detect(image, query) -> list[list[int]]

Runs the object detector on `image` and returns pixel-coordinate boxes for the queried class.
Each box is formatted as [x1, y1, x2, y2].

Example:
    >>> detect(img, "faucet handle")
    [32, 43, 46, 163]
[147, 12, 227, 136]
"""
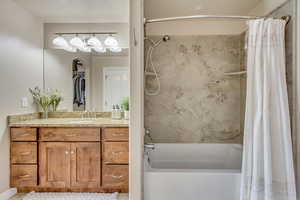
[144, 143, 155, 151]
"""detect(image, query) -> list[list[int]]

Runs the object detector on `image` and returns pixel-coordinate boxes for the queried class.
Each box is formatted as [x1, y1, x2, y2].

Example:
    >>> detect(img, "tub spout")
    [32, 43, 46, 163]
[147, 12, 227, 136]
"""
[144, 143, 155, 151]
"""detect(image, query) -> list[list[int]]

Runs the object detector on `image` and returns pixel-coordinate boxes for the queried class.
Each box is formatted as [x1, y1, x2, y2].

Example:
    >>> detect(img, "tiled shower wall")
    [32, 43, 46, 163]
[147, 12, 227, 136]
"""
[145, 35, 245, 143]
[144, 1, 295, 144]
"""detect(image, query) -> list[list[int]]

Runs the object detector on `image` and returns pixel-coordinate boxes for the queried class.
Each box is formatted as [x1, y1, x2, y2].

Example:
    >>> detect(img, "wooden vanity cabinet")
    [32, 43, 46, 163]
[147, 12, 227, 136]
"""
[10, 126, 128, 192]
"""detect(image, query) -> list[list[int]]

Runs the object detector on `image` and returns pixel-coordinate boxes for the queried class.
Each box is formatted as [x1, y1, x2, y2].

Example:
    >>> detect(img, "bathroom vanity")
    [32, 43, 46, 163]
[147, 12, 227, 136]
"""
[9, 118, 129, 193]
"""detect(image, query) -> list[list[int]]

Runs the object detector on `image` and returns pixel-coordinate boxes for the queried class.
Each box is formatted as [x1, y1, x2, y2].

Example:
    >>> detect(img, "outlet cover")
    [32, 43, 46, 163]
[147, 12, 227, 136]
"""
[21, 97, 29, 108]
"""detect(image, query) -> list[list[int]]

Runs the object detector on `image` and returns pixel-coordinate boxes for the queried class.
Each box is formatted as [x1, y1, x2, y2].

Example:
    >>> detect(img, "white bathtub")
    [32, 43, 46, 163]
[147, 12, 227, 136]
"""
[144, 143, 242, 200]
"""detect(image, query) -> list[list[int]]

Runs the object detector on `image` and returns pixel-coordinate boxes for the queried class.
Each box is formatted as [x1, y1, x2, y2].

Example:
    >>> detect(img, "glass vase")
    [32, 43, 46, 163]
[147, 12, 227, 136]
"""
[41, 108, 49, 119]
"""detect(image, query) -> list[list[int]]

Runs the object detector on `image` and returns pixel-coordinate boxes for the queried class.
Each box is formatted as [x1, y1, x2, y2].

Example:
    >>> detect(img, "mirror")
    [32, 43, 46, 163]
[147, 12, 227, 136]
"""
[43, 22, 129, 112]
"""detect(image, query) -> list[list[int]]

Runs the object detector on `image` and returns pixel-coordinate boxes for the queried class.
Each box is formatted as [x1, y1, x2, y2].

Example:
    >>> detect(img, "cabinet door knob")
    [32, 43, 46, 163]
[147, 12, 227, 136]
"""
[65, 151, 69, 154]
[70, 151, 74, 154]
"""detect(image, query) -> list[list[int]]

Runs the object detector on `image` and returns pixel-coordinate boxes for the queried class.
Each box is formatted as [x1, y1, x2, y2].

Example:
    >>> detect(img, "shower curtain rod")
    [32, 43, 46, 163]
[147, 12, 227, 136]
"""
[144, 15, 291, 24]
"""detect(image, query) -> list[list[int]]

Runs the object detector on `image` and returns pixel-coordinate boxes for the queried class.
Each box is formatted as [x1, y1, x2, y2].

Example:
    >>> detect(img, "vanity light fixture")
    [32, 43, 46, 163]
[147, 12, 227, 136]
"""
[87, 36, 102, 47]
[70, 35, 85, 49]
[104, 35, 118, 47]
[53, 32, 120, 53]
[78, 46, 92, 53]
[52, 36, 68, 48]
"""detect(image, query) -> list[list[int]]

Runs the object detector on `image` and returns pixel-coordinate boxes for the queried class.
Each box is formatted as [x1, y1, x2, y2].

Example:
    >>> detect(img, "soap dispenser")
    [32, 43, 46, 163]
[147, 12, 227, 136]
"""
[115, 104, 122, 119]
[112, 104, 116, 119]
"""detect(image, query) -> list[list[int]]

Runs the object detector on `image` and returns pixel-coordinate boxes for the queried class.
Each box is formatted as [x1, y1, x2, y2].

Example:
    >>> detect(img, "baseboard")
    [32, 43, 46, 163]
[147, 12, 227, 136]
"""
[0, 188, 17, 200]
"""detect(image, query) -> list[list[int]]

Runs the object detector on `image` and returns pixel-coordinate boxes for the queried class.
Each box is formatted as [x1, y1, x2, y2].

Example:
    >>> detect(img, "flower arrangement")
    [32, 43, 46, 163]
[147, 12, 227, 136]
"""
[29, 87, 63, 118]
[50, 89, 63, 111]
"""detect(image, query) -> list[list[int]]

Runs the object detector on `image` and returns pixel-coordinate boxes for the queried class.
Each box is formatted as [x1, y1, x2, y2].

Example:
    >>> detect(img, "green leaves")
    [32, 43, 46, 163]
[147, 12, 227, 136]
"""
[121, 96, 129, 111]
[29, 87, 63, 112]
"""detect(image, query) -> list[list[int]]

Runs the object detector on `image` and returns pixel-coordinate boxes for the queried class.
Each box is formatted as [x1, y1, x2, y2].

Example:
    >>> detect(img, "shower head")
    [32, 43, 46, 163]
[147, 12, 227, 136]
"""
[163, 35, 170, 42]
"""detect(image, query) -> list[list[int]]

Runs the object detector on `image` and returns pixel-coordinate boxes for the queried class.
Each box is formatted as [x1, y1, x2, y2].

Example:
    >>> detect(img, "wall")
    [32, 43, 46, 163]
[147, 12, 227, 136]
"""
[0, 0, 43, 192]
[145, 20, 246, 36]
[145, 35, 244, 143]
[91, 56, 129, 111]
[249, 0, 288, 16]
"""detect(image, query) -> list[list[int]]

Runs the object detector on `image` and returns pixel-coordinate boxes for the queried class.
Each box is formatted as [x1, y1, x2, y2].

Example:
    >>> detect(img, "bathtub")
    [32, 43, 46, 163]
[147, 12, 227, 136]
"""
[144, 143, 242, 200]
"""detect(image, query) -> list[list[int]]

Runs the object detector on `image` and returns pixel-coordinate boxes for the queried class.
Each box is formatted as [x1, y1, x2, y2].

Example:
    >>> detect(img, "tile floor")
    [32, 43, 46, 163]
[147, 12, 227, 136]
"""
[10, 193, 129, 200]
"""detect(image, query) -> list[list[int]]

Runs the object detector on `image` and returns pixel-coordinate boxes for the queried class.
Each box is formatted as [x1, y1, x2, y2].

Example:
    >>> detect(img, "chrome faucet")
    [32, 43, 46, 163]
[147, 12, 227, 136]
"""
[144, 143, 155, 165]
[144, 143, 155, 151]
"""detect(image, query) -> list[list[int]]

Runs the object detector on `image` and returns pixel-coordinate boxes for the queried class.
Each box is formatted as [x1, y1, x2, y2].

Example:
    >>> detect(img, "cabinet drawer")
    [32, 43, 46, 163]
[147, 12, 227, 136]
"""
[39, 128, 100, 141]
[102, 165, 128, 188]
[11, 165, 37, 187]
[11, 128, 37, 141]
[103, 142, 128, 164]
[102, 128, 128, 141]
[11, 142, 37, 164]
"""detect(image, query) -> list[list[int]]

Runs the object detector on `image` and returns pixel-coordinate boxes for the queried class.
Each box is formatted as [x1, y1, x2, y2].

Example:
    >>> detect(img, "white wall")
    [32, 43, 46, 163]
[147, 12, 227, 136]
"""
[146, 20, 246, 35]
[0, 0, 43, 192]
[90, 56, 129, 111]
[249, 0, 288, 16]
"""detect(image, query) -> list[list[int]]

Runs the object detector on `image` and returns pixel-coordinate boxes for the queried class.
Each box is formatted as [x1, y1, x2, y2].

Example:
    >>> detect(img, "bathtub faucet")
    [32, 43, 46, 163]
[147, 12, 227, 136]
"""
[144, 143, 155, 165]
[144, 143, 155, 151]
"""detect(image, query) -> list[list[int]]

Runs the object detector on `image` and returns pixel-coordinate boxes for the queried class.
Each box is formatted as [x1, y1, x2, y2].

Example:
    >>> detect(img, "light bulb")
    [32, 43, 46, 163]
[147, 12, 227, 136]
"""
[87, 36, 102, 47]
[104, 35, 118, 47]
[109, 46, 122, 53]
[78, 46, 92, 53]
[53, 36, 68, 47]
[70, 36, 85, 49]
[63, 45, 77, 52]
[93, 46, 106, 53]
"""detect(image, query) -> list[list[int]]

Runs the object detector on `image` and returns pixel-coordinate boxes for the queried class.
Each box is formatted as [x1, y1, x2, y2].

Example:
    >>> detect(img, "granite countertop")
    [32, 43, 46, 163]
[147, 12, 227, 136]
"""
[9, 118, 129, 128]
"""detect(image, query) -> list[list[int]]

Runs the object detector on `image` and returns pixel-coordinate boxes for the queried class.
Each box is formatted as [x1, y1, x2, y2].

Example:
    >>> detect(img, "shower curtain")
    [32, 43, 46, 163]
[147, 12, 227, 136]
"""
[240, 19, 296, 200]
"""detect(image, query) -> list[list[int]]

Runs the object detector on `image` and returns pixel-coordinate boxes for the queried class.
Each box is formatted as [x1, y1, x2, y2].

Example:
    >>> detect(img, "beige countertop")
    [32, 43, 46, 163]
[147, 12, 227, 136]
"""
[9, 118, 129, 128]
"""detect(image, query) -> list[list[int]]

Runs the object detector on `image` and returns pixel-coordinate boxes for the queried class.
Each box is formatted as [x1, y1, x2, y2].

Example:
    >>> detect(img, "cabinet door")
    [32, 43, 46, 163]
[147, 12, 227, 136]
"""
[39, 142, 71, 188]
[71, 142, 101, 188]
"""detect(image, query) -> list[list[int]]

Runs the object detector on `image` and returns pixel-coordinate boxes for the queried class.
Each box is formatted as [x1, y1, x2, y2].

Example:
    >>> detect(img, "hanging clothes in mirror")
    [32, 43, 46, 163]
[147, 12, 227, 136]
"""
[73, 58, 86, 111]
